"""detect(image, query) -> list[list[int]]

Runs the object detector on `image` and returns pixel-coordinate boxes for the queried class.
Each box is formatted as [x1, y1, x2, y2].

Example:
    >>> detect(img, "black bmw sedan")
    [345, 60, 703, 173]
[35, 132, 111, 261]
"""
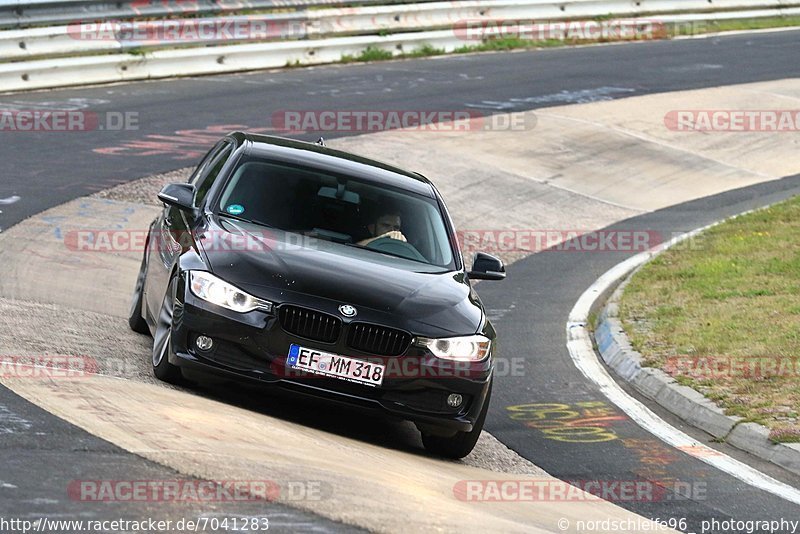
[129, 132, 506, 458]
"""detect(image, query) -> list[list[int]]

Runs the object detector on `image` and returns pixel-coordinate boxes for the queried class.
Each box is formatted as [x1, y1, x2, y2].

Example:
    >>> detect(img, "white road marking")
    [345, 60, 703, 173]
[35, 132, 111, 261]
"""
[0, 403, 33, 434]
[0, 99, 108, 111]
[565, 221, 800, 506]
[25, 498, 59, 504]
[0, 195, 21, 231]
[663, 63, 723, 72]
[465, 87, 635, 110]
[486, 304, 517, 322]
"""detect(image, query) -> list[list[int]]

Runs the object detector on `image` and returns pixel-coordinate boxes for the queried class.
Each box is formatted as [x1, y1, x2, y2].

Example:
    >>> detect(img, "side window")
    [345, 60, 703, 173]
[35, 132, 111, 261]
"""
[193, 144, 233, 207]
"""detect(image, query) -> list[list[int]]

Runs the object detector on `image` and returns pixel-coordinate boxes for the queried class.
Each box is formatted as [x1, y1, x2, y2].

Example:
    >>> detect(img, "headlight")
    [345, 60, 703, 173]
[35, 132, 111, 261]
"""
[420, 335, 491, 362]
[189, 271, 272, 313]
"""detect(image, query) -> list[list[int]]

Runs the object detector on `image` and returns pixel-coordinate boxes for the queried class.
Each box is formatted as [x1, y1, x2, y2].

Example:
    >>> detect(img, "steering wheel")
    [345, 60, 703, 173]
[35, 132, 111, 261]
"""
[367, 236, 427, 262]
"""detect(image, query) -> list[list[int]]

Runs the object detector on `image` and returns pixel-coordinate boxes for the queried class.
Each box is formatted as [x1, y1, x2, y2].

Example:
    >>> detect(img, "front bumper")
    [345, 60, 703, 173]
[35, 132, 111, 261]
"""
[170, 289, 493, 434]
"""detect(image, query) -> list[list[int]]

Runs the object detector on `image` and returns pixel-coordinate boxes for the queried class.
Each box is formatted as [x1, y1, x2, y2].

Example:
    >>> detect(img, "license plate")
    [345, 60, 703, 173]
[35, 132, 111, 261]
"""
[286, 344, 385, 387]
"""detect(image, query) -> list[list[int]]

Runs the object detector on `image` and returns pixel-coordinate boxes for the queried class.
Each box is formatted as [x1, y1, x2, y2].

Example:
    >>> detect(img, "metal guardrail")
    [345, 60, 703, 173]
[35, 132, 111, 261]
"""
[0, 0, 796, 92]
[0, 0, 789, 29]
[0, 0, 445, 29]
[1, 0, 793, 60]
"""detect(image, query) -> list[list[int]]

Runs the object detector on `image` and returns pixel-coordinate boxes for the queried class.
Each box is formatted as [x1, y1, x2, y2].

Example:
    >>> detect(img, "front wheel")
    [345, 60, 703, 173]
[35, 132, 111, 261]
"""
[152, 276, 183, 384]
[421, 381, 492, 459]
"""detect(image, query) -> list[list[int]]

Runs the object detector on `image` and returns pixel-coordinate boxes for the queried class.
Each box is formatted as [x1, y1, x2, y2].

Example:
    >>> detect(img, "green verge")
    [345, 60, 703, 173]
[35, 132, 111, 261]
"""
[618, 196, 800, 443]
[701, 15, 800, 33]
[329, 17, 800, 65]
[340, 45, 394, 63]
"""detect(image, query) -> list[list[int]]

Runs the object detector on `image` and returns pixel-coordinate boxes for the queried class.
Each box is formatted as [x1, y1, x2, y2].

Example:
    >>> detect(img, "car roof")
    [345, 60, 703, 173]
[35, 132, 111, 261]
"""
[232, 132, 436, 198]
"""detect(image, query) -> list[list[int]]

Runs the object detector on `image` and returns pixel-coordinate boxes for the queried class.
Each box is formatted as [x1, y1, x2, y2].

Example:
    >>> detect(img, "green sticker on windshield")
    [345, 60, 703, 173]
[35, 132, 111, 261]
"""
[226, 204, 245, 216]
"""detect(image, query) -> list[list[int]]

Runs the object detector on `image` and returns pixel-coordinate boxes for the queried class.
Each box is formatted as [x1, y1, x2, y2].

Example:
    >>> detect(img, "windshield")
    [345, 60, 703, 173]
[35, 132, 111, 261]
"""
[216, 157, 457, 269]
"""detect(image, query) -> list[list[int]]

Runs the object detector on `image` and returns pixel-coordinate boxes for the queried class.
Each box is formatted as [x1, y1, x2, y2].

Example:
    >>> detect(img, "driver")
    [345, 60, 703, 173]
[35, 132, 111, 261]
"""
[358, 212, 407, 246]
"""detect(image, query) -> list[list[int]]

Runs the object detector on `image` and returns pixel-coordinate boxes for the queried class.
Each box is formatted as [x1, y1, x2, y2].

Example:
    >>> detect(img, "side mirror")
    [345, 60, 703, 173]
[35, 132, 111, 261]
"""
[468, 252, 506, 280]
[158, 183, 196, 213]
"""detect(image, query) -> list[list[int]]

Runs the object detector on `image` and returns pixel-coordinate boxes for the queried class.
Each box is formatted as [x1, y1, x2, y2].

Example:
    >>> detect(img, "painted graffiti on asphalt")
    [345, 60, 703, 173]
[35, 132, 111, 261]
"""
[93, 124, 271, 159]
[506, 401, 625, 443]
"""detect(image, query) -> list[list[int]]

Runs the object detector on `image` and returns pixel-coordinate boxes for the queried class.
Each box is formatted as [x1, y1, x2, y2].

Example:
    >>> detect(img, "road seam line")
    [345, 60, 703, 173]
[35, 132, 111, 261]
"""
[535, 110, 777, 182]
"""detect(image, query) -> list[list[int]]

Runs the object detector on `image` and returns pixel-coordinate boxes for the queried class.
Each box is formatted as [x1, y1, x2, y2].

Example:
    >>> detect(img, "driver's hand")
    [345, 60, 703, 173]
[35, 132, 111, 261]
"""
[358, 231, 407, 246]
[381, 230, 407, 242]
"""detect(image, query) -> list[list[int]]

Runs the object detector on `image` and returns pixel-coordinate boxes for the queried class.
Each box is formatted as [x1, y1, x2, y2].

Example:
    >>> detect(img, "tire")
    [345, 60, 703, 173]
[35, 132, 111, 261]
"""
[128, 252, 150, 335]
[421, 381, 492, 459]
[151, 276, 183, 384]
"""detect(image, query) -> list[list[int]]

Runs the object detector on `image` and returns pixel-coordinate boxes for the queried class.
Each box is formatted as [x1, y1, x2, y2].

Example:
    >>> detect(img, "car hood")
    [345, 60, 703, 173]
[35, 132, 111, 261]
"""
[200, 219, 483, 336]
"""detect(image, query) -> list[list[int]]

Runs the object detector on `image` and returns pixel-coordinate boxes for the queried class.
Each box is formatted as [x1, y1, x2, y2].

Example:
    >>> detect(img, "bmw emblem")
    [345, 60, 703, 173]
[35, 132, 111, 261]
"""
[338, 304, 357, 318]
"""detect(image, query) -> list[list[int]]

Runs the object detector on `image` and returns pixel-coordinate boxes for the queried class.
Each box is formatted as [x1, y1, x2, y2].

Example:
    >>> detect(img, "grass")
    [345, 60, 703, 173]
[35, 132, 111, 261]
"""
[588, 310, 600, 331]
[125, 47, 149, 56]
[769, 427, 800, 444]
[454, 37, 566, 54]
[698, 16, 800, 34]
[336, 16, 800, 66]
[403, 44, 446, 58]
[340, 46, 394, 63]
[619, 196, 800, 441]
[339, 44, 448, 63]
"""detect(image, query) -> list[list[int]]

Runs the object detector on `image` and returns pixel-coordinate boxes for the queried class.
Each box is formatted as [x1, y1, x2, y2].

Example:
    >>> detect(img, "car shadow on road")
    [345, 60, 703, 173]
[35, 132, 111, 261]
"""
[183, 371, 430, 456]
[121, 330, 441, 459]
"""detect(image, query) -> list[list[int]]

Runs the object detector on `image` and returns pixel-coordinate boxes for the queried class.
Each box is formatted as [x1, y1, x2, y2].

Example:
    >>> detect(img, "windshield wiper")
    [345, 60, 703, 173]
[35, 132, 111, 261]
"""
[344, 242, 429, 265]
[218, 212, 273, 228]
